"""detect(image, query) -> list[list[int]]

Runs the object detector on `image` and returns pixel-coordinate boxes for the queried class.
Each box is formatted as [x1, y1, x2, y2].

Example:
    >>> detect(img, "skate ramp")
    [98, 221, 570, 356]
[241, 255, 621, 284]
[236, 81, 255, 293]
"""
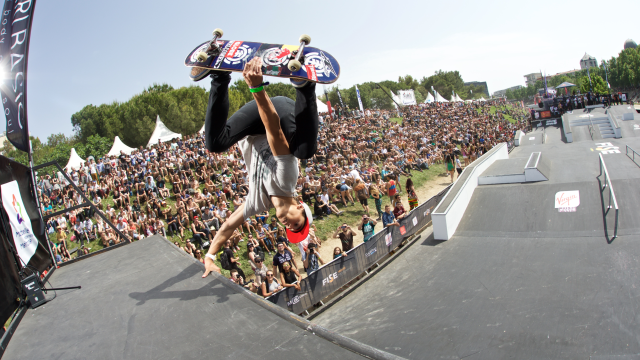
[2, 236, 376, 360]
[478, 152, 549, 185]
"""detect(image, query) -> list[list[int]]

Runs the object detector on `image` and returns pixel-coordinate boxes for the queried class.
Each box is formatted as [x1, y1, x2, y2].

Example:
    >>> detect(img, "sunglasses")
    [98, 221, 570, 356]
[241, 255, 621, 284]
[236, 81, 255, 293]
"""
[255, 260, 263, 263]
[266, 274, 274, 277]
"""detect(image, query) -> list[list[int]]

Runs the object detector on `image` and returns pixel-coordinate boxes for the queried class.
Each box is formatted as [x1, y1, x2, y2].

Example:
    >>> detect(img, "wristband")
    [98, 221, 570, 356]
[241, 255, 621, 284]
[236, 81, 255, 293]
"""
[249, 86, 264, 93]
[205, 253, 216, 261]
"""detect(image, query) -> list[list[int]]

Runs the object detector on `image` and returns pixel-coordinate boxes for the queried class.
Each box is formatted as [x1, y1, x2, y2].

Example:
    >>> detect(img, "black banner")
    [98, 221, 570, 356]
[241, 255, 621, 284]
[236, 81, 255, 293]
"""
[0, 0, 37, 153]
[267, 186, 451, 314]
[336, 88, 345, 110]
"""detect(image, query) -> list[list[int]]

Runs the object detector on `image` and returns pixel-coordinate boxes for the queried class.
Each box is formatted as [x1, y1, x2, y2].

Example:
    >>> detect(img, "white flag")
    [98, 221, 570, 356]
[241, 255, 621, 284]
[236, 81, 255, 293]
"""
[356, 85, 364, 114]
[1, 180, 38, 265]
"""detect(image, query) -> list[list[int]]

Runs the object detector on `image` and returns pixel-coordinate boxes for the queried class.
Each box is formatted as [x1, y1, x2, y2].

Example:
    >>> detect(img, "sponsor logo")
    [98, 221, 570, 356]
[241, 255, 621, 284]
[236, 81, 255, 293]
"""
[558, 207, 577, 213]
[424, 208, 431, 217]
[261, 47, 291, 66]
[11, 194, 25, 224]
[634, 124, 640, 131]
[365, 248, 377, 257]
[322, 272, 338, 286]
[385, 233, 392, 246]
[337, 266, 347, 274]
[595, 142, 620, 154]
[225, 41, 243, 58]
[264, 65, 282, 76]
[302, 51, 338, 79]
[399, 226, 406, 235]
[213, 41, 234, 68]
[546, 119, 557, 126]
[287, 293, 307, 306]
[305, 64, 318, 81]
[25, 282, 35, 291]
[412, 217, 417, 226]
[555, 191, 580, 208]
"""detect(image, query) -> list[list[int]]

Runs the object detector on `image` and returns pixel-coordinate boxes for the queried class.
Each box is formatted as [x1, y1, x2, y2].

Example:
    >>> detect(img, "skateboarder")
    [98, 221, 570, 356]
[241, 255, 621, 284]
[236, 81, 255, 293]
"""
[202, 58, 318, 277]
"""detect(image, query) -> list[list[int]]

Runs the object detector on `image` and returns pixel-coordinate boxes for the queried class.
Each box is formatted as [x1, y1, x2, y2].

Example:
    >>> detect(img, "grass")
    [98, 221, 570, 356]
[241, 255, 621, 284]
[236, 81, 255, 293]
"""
[389, 117, 402, 125]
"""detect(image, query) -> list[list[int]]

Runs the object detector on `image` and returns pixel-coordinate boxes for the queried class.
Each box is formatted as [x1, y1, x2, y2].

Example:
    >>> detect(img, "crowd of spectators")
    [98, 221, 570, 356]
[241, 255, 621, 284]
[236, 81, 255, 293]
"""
[36, 98, 527, 295]
[536, 90, 637, 118]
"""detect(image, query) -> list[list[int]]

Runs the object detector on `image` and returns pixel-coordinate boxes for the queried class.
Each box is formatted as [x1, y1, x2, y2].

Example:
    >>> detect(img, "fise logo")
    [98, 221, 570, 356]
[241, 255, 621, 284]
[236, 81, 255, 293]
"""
[322, 272, 338, 286]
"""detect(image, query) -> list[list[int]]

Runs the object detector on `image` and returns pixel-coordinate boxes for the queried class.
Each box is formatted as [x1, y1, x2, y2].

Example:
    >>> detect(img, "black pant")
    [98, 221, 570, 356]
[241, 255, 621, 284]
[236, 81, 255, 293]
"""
[204, 72, 319, 159]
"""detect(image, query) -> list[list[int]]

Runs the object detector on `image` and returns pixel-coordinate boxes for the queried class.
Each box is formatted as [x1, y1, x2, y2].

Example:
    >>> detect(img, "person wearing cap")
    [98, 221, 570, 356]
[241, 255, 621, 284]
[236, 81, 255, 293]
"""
[358, 214, 377, 243]
[202, 60, 318, 278]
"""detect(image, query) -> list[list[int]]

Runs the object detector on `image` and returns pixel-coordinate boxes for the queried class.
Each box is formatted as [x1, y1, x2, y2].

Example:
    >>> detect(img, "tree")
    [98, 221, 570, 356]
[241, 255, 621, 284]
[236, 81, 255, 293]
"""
[579, 74, 608, 94]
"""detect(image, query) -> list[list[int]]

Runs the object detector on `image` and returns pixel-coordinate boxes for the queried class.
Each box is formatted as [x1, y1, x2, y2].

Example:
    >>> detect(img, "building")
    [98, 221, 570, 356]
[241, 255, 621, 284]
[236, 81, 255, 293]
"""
[524, 73, 542, 86]
[464, 81, 489, 97]
[580, 53, 597, 69]
[493, 85, 523, 98]
[624, 39, 637, 50]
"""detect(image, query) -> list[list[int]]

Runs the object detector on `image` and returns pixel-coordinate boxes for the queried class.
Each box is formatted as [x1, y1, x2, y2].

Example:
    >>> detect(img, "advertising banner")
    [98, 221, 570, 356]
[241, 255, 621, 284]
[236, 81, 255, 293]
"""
[1, 180, 38, 265]
[0, 0, 38, 153]
[398, 90, 417, 105]
[355, 85, 364, 114]
[336, 88, 345, 109]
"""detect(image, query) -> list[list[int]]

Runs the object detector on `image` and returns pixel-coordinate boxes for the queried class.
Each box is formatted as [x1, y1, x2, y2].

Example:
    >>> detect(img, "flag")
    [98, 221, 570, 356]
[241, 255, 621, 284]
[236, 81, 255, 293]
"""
[1, 0, 38, 153]
[587, 68, 593, 92]
[355, 85, 364, 114]
[543, 71, 548, 96]
[336, 88, 345, 109]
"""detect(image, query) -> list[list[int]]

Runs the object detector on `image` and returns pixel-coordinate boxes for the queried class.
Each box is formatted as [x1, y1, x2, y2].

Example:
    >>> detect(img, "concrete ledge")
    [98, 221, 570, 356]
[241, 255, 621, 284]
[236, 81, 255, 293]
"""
[432, 143, 509, 240]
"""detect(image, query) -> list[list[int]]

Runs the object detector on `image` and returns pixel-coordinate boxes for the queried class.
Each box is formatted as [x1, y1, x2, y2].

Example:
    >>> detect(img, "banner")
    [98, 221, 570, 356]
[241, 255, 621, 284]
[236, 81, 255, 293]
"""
[587, 68, 593, 92]
[336, 88, 345, 109]
[0, 0, 38, 153]
[1, 180, 38, 266]
[326, 100, 333, 119]
[398, 90, 417, 105]
[355, 85, 364, 114]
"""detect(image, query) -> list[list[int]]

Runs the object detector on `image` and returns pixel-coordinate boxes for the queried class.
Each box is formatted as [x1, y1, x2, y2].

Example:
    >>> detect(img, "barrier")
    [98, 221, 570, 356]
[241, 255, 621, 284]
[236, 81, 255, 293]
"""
[599, 154, 619, 239]
[266, 186, 452, 314]
[562, 114, 573, 143]
[432, 143, 508, 240]
[627, 145, 640, 168]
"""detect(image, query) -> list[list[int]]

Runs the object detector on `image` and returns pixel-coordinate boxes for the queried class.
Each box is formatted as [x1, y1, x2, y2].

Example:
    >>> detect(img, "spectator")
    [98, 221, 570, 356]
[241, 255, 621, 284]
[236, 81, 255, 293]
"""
[333, 223, 355, 252]
[279, 261, 301, 291]
[272, 242, 297, 277]
[382, 205, 400, 228]
[304, 243, 324, 274]
[406, 178, 419, 211]
[260, 270, 282, 297]
[333, 246, 347, 259]
[358, 214, 377, 242]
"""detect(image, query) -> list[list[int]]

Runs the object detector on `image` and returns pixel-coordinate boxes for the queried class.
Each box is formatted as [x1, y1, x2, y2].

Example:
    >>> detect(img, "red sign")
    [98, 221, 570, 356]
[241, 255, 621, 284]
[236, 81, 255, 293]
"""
[399, 226, 406, 235]
[540, 111, 551, 118]
[326, 101, 333, 118]
[225, 41, 243, 58]
[305, 65, 318, 81]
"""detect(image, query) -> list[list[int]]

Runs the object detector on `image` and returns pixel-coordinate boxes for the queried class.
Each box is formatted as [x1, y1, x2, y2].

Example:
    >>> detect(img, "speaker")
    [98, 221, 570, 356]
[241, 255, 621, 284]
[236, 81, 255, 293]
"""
[21, 274, 46, 309]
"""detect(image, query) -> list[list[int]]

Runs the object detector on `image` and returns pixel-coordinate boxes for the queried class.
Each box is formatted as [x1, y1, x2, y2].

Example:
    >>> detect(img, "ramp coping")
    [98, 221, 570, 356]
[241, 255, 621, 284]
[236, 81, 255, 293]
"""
[525, 152, 541, 169]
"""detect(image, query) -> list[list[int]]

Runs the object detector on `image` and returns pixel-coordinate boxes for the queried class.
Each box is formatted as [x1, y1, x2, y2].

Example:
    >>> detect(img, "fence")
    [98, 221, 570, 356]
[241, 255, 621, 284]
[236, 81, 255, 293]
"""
[266, 185, 452, 314]
[599, 154, 619, 239]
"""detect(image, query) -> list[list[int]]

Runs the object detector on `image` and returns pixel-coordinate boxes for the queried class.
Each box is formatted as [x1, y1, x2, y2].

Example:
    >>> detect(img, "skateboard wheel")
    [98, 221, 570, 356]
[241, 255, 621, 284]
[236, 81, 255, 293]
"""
[299, 34, 311, 45]
[213, 28, 224, 37]
[196, 51, 209, 62]
[288, 59, 302, 72]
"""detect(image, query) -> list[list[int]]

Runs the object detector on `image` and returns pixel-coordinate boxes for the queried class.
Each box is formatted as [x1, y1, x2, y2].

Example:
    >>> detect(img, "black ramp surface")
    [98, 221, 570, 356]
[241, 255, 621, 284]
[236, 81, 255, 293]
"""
[314, 230, 640, 360]
[480, 158, 526, 177]
[3, 236, 366, 360]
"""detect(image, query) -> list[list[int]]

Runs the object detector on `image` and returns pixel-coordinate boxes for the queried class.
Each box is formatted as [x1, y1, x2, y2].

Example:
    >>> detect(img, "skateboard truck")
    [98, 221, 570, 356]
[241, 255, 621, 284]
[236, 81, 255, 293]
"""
[196, 28, 224, 62]
[287, 34, 311, 72]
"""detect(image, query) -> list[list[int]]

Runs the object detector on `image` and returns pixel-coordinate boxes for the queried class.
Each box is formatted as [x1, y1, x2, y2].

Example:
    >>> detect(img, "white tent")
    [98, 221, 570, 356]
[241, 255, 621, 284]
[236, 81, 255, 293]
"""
[424, 93, 435, 103]
[452, 93, 463, 102]
[199, 123, 205, 134]
[65, 148, 85, 172]
[316, 98, 328, 113]
[435, 92, 449, 102]
[147, 115, 182, 147]
[478, 97, 487, 102]
[107, 136, 136, 156]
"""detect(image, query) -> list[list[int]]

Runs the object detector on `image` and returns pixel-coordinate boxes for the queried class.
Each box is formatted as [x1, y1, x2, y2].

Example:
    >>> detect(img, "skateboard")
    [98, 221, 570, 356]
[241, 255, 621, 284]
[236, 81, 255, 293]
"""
[185, 29, 340, 84]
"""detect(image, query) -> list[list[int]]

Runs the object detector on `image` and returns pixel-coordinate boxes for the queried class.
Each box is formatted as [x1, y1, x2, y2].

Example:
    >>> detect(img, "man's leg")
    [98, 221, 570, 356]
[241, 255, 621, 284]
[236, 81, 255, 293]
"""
[278, 83, 319, 159]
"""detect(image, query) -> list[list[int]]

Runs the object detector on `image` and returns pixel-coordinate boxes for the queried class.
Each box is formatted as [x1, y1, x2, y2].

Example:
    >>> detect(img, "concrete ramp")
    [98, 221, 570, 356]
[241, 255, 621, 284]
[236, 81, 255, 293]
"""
[479, 152, 549, 185]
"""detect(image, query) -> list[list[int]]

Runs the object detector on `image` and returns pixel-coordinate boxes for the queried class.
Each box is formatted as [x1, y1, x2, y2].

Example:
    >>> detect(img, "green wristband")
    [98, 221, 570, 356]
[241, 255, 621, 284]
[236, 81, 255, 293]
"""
[249, 86, 264, 93]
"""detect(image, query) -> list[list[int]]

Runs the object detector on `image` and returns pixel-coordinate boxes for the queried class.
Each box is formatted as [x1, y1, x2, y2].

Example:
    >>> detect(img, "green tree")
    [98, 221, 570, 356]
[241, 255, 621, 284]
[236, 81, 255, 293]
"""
[579, 74, 608, 94]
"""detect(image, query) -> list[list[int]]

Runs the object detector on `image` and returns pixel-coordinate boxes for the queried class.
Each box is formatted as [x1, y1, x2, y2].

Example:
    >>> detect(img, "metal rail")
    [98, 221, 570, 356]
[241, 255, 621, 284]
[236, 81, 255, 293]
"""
[626, 145, 640, 168]
[599, 154, 619, 239]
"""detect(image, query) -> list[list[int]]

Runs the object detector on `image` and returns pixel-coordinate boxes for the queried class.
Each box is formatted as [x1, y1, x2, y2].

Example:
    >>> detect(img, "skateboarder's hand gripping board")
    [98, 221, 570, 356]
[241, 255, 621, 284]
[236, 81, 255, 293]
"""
[202, 58, 290, 278]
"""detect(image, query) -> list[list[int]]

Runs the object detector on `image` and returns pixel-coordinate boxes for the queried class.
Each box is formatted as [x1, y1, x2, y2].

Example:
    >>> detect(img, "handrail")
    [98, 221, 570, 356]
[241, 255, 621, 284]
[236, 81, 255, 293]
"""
[599, 153, 619, 239]
[626, 145, 640, 168]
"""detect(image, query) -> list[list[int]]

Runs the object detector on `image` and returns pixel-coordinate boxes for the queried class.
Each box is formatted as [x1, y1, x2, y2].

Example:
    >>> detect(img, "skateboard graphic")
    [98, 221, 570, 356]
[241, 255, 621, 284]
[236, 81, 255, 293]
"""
[185, 29, 340, 84]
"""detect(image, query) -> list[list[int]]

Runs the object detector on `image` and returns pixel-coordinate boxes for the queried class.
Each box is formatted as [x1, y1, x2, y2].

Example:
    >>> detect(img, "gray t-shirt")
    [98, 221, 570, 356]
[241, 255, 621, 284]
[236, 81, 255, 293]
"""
[238, 135, 298, 218]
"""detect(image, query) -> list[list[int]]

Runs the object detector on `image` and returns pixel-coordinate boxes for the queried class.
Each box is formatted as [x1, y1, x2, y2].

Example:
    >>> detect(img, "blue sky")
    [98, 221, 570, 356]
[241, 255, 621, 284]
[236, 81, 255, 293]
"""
[1, 0, 638, 140]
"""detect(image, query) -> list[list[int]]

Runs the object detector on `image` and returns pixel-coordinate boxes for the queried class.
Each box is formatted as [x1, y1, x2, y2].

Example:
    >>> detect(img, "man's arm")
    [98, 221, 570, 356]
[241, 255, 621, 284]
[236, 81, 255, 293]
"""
[202, 203, 246, 277]
[243, 57, 290, 156]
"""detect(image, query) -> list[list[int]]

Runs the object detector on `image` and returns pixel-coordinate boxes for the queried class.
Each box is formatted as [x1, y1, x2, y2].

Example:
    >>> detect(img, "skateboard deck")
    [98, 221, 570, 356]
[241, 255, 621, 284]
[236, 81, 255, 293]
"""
[185, 40, 340, 84]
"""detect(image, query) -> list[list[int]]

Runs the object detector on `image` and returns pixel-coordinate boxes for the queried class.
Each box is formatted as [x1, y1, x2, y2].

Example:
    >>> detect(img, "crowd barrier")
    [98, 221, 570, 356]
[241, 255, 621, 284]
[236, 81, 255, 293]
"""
[266, 185, 452, 314]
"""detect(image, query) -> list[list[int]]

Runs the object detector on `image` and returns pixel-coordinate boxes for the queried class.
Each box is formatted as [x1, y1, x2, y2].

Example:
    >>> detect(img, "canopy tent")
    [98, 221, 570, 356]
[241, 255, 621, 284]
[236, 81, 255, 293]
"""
[451, 93, 463, 102]
[555, 81, 576, 89]
[199, 123, 205, 134]
[424, 93, 435, 103]
[65, 148, 85, 172]
[435, 92, 449, 102]
[391, 91, 403, 106]
[316, 98, 328, 113]
[147, 115, 182, 147]
[107, 136, 136, 156]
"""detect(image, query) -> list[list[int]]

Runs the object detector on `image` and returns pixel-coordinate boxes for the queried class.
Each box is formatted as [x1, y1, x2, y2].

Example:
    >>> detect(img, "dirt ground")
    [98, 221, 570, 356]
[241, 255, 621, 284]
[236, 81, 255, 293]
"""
[294, 173, 453, 278]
